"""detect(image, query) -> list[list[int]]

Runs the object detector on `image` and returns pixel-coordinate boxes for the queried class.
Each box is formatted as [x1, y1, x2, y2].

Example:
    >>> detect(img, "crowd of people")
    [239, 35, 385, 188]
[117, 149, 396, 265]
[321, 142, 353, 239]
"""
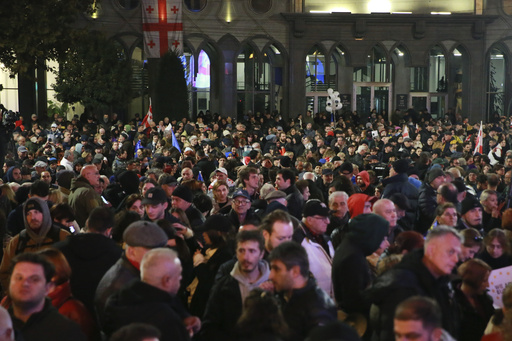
[0, 107, 511, 341]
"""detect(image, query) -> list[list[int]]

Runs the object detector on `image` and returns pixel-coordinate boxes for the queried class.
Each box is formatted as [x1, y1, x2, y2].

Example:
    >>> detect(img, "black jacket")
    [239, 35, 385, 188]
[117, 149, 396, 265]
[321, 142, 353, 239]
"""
[188, 245, 234, 318]
[200, 272, 243, 341]
[416, 181, 437, 234]
[276, 277, 337, 341]
[103, 280, 189, 341]
[366, 249, 460, 341]
[11, 299, 86, 341]
[95, 254, 139, 325]
[453, 283, 494, 341]
[381, 173, 419, 230]
[54, 233, 122, 315]
[282, 185, 304, 220]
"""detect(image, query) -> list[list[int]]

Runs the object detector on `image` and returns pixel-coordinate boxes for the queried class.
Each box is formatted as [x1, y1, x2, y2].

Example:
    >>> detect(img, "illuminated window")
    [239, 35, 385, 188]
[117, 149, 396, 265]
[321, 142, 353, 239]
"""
[306, 47, 326, 91]
[487, 47, 505, 118]
[429, 46, 446, 93]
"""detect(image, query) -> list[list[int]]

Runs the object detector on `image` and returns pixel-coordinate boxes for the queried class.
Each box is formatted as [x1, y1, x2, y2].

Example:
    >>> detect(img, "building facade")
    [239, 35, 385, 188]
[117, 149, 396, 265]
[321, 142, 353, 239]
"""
[2, 0, 512, 123]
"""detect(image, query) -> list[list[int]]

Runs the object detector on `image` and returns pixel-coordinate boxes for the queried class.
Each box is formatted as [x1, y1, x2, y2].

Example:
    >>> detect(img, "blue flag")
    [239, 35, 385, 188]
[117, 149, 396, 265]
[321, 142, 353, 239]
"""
[166, 124, 181, 153]
[134, 140, 143, 155]
[197, 171, 204, 182]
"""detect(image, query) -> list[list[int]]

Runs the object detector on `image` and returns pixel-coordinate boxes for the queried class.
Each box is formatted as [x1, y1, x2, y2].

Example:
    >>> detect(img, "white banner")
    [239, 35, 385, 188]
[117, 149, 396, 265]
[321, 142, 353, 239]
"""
[488, 265, 512, 308]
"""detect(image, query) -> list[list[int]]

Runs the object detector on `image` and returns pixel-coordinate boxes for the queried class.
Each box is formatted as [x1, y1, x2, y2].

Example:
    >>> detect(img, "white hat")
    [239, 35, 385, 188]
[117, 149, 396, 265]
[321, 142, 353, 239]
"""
[215, 167, 228, 175]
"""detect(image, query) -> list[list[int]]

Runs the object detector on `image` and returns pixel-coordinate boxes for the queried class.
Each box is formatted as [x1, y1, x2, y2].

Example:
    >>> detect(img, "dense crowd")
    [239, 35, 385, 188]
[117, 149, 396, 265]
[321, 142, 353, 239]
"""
[0, 107, 511, 341]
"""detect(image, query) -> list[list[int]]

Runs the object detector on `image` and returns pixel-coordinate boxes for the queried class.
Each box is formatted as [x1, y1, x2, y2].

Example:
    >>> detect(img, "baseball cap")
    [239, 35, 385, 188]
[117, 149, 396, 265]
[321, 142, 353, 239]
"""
[51, 123, 58, 128]
[232, 189, 251, 200]
[123, 221, 168, 248]
[215, 168, 228, 175]
[142, 187, 168, 205]
[18, 146, 28, 153]
[303, 199, 329, 217]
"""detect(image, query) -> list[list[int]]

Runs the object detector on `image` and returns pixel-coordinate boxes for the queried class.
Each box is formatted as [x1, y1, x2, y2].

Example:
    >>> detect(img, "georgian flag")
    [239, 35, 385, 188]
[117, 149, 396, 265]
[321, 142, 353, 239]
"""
[142, 0, 183, 58]
[142, 99, 153, 128]
[402, 125, 409, 139]
[473, 122, 483, 155]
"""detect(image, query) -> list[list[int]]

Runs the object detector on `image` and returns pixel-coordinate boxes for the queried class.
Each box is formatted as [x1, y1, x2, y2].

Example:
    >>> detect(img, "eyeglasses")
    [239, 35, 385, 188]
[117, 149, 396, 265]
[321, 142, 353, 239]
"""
[233, 200, 250, 206]
[310, 216, 329, 221]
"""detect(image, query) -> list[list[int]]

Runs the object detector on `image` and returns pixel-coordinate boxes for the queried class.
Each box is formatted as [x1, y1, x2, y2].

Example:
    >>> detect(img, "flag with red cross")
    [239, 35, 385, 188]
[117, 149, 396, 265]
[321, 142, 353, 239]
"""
[142, 0, 183, 58]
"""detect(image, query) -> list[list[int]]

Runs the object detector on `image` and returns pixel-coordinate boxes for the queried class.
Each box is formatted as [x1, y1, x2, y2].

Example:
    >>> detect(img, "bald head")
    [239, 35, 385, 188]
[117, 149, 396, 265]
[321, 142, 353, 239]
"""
[141, 248, 182, 295]
[303, 172, 315, 181]
[373, 199, 397, 228]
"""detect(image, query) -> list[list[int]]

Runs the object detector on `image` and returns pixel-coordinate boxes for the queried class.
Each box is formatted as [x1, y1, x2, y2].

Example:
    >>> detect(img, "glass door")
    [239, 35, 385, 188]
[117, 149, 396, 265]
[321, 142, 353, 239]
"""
[353, 82, 392, 118]
[306, 92, 328, 114]
[409, 93, 447, 119]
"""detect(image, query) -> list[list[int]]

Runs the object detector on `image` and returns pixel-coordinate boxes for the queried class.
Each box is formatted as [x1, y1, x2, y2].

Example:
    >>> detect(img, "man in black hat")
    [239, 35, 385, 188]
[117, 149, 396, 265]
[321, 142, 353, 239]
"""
[456, 195, 483, 233]
[294, 199, 334, 298]
[171, 185, 205, 230]
[142, 187, 180, 224]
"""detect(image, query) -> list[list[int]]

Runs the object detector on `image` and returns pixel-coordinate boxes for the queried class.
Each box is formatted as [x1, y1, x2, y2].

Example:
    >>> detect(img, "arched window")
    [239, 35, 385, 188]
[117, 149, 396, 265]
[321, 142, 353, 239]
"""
[129, 44, 149, 117]
[329, 46, 347, 89]
[192, 49, 211, 114]
[306, 47, 326, 92]
[450, 45, 469, 116]
[487, 47, 506, 118]
[429, 46, 446, 93]
[353, 45, 388, 82]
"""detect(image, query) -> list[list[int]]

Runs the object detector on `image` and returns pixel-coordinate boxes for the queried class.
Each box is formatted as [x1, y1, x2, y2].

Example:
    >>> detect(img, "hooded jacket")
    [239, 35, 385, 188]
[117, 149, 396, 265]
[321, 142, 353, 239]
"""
[201, 260, 270, 341]
[332, 214, 389, 315]
[68, 176, 103, 228]
[0, 197, 69, 291]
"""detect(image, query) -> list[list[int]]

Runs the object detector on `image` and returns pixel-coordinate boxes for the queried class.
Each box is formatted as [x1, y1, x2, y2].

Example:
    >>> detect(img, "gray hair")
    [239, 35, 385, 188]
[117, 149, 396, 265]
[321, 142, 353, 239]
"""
[329, 191, 348, 205]
[425, 225, 462, 245]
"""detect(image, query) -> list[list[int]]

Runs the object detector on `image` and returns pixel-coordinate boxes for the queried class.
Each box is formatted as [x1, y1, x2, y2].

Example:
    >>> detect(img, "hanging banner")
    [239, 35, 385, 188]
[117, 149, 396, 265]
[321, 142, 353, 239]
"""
[142, 0, 183, 58]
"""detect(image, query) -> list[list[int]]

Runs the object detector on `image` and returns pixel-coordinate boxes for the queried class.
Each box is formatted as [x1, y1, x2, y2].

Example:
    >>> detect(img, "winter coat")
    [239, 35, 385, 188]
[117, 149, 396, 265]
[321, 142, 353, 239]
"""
[200, 261, 270, 341]
[416, 181, 438, 234]
[49, 281, 99, 341]
[10, 299, 86, 341]
[366, 249, 460, 341]
[453, 283, 494, 341]
[282, 185, 304, 220]
[54, 233, 122, 315]
[293, 224, 334, 298]
[103, 280, 189, 341]
[276, 276, 337, 341]
[95, 254, 139, 325]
